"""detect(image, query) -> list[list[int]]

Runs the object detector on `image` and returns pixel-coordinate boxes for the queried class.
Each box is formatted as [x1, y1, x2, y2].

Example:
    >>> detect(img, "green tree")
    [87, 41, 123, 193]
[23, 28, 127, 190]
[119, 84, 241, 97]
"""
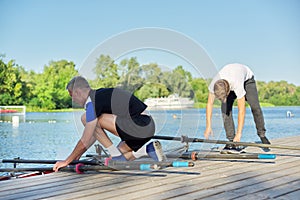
[91, 55, 119, 88]
[0, 58, 28, 105]
[161, 66, 193, 98]
[135, 83, 169, 101]
[134, 63, 169, 100]
[6, 53, 300, 110]
[118, 57, 143, 92]
[18, 68, 36, 105]
[190, 78, 209, 103]
[257, 80, 299, 106]
[140, 63, 163, 84]
[29, 60, 78, 109]
[291, 86, 300, 105]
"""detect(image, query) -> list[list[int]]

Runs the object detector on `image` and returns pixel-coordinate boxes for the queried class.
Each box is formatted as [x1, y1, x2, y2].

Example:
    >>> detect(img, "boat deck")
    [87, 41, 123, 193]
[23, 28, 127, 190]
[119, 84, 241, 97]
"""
[1, 136, 299, 200]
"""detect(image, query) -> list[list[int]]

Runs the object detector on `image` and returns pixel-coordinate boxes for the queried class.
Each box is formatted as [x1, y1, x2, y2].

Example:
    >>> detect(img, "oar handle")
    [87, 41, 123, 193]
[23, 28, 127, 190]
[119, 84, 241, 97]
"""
[180, 152, 276, 160]
[106, 160, 194, 170]
[0, 165, 114, 173]
[0, 167, 54, 172]
[1, 159, 100, 165]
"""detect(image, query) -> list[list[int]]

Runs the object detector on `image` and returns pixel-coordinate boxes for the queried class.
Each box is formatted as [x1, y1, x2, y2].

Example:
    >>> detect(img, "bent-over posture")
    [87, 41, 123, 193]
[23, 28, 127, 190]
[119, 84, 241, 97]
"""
[53, 76, 165, 172]
[204, 63, 270, 152]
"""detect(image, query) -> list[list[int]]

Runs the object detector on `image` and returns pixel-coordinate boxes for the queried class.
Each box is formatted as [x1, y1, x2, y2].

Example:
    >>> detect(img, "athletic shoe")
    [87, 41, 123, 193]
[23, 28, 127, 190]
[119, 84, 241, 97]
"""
[146, 141, 166, 161]
[222, 144, 233, 150]
[260, 136, 271, 152]
[221, 144, 243, 154]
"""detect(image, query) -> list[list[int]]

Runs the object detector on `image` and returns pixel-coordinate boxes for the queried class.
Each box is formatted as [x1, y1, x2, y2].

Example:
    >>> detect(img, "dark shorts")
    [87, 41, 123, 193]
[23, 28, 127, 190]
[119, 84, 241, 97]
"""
[115, 114, 155, 151]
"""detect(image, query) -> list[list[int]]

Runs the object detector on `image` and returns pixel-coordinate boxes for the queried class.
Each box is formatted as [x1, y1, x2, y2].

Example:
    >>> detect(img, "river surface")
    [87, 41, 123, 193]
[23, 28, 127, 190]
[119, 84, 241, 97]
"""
[1, 107, 299, 168]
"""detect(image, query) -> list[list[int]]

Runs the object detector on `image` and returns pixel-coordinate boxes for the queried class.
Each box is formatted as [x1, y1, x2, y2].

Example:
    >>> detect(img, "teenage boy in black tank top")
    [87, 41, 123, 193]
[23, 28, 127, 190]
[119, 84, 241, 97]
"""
[53, 76, 165, 172]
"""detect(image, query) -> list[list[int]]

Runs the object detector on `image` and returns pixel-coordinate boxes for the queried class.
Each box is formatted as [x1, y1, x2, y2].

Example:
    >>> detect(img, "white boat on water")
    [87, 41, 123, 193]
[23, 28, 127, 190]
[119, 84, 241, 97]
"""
[144, 94, 194, 109]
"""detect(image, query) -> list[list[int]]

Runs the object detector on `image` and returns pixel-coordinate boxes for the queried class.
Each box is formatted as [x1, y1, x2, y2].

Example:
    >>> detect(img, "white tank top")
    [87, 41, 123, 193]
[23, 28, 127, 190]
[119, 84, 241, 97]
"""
[209, 63, 254, 99]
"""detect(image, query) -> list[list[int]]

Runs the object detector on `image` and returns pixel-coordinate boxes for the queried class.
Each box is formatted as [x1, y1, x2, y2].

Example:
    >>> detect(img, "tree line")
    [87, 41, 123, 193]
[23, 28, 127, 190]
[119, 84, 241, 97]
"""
[1, 55, 300, 111]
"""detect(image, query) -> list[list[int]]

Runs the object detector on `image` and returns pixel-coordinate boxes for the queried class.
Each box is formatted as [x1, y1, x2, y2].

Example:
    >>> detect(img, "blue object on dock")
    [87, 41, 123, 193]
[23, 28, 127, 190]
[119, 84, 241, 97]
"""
[258, 154, 276, 159]
[172, 161, 189, 167]
[139, 164, 152, 171]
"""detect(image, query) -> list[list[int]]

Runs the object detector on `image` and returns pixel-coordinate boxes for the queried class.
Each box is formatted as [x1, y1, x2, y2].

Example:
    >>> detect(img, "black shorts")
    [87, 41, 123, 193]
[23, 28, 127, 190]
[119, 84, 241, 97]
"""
[115, 114, 155, 151]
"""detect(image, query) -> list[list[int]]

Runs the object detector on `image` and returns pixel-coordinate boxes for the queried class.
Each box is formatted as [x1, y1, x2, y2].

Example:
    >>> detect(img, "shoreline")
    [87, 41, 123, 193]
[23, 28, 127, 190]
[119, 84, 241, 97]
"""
[25, 105, 300, 112]
[1, 104, 299, 113]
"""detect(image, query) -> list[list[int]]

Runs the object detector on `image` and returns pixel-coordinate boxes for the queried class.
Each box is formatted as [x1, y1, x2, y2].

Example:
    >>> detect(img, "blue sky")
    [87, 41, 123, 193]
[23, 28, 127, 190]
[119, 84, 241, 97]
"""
[1, 0, 300, 85]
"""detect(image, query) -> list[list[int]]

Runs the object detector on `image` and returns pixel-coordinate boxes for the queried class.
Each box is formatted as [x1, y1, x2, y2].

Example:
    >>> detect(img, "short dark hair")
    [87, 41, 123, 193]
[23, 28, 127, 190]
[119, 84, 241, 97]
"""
[214, 79, 230, 103]
[66, 76, 90, 91]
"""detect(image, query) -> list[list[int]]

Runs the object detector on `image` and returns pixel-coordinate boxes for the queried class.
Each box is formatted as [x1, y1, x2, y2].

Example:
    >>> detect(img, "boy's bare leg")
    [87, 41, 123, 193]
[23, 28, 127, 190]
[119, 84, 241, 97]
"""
[117, 141, 135, 160]
[81, 113, 113, 148]
[97, 114, 138, 160]
[83, 113, 136, 160]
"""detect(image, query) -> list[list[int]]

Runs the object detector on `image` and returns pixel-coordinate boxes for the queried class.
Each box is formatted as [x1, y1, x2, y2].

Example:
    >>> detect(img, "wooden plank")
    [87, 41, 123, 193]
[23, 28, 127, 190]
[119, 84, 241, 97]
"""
[122, 139, 300, 198]
[0, 136, 299, 200]
[45, 158, 227, 198]
[199, 166, 300, 199]
[21, 171, 161, 200]
[133, 156, 300, 200]
[242, 179, 300, 199]
[0, 172, 73, 190]
[2, 172, 130, 200]
[140, 142, 298, 198]
[162, 140, 298, 198]
[149, 145, 297, 198]
[275, 189, 300, 199]
[78, 153, 293, 199]
[63, 160, 241, 199]
[0, 173, 76, 199]
[0, 174, 93, 200]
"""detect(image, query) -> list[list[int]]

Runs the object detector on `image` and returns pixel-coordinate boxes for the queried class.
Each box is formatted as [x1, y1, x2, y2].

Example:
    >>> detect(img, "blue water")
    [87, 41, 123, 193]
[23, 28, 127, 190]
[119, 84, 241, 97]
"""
[1, 107, 300, 168]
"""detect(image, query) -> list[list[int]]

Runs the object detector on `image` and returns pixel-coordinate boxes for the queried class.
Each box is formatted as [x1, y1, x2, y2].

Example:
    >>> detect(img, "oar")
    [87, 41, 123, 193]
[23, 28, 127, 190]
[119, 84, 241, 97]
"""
[1, 158, 194, 172]
[0, 165, 115, 173]
[1, 158, 194, 167]
[168, 152, 276, 160]
[152, 135, 300, 150]
[1, 159, 100, 165]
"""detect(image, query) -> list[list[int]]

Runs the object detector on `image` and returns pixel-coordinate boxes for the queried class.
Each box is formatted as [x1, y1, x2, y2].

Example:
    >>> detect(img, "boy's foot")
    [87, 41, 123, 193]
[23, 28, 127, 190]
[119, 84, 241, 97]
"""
[221, 144, 243, 154]
[146, 141, 166, 161]
[260, 136, 271, 152]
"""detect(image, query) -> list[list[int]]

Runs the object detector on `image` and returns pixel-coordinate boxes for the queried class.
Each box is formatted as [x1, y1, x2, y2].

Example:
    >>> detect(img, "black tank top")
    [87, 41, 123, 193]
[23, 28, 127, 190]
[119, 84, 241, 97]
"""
[89, 88, 147, 117]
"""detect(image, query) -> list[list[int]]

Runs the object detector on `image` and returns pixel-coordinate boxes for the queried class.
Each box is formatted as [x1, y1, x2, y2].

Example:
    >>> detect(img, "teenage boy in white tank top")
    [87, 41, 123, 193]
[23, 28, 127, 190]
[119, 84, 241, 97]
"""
[204, 63, 270, 152]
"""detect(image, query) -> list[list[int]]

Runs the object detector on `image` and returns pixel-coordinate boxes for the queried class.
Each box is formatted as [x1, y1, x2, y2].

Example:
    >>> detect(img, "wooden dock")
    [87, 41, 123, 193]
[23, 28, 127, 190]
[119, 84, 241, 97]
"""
[1, 136, 299, 200]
